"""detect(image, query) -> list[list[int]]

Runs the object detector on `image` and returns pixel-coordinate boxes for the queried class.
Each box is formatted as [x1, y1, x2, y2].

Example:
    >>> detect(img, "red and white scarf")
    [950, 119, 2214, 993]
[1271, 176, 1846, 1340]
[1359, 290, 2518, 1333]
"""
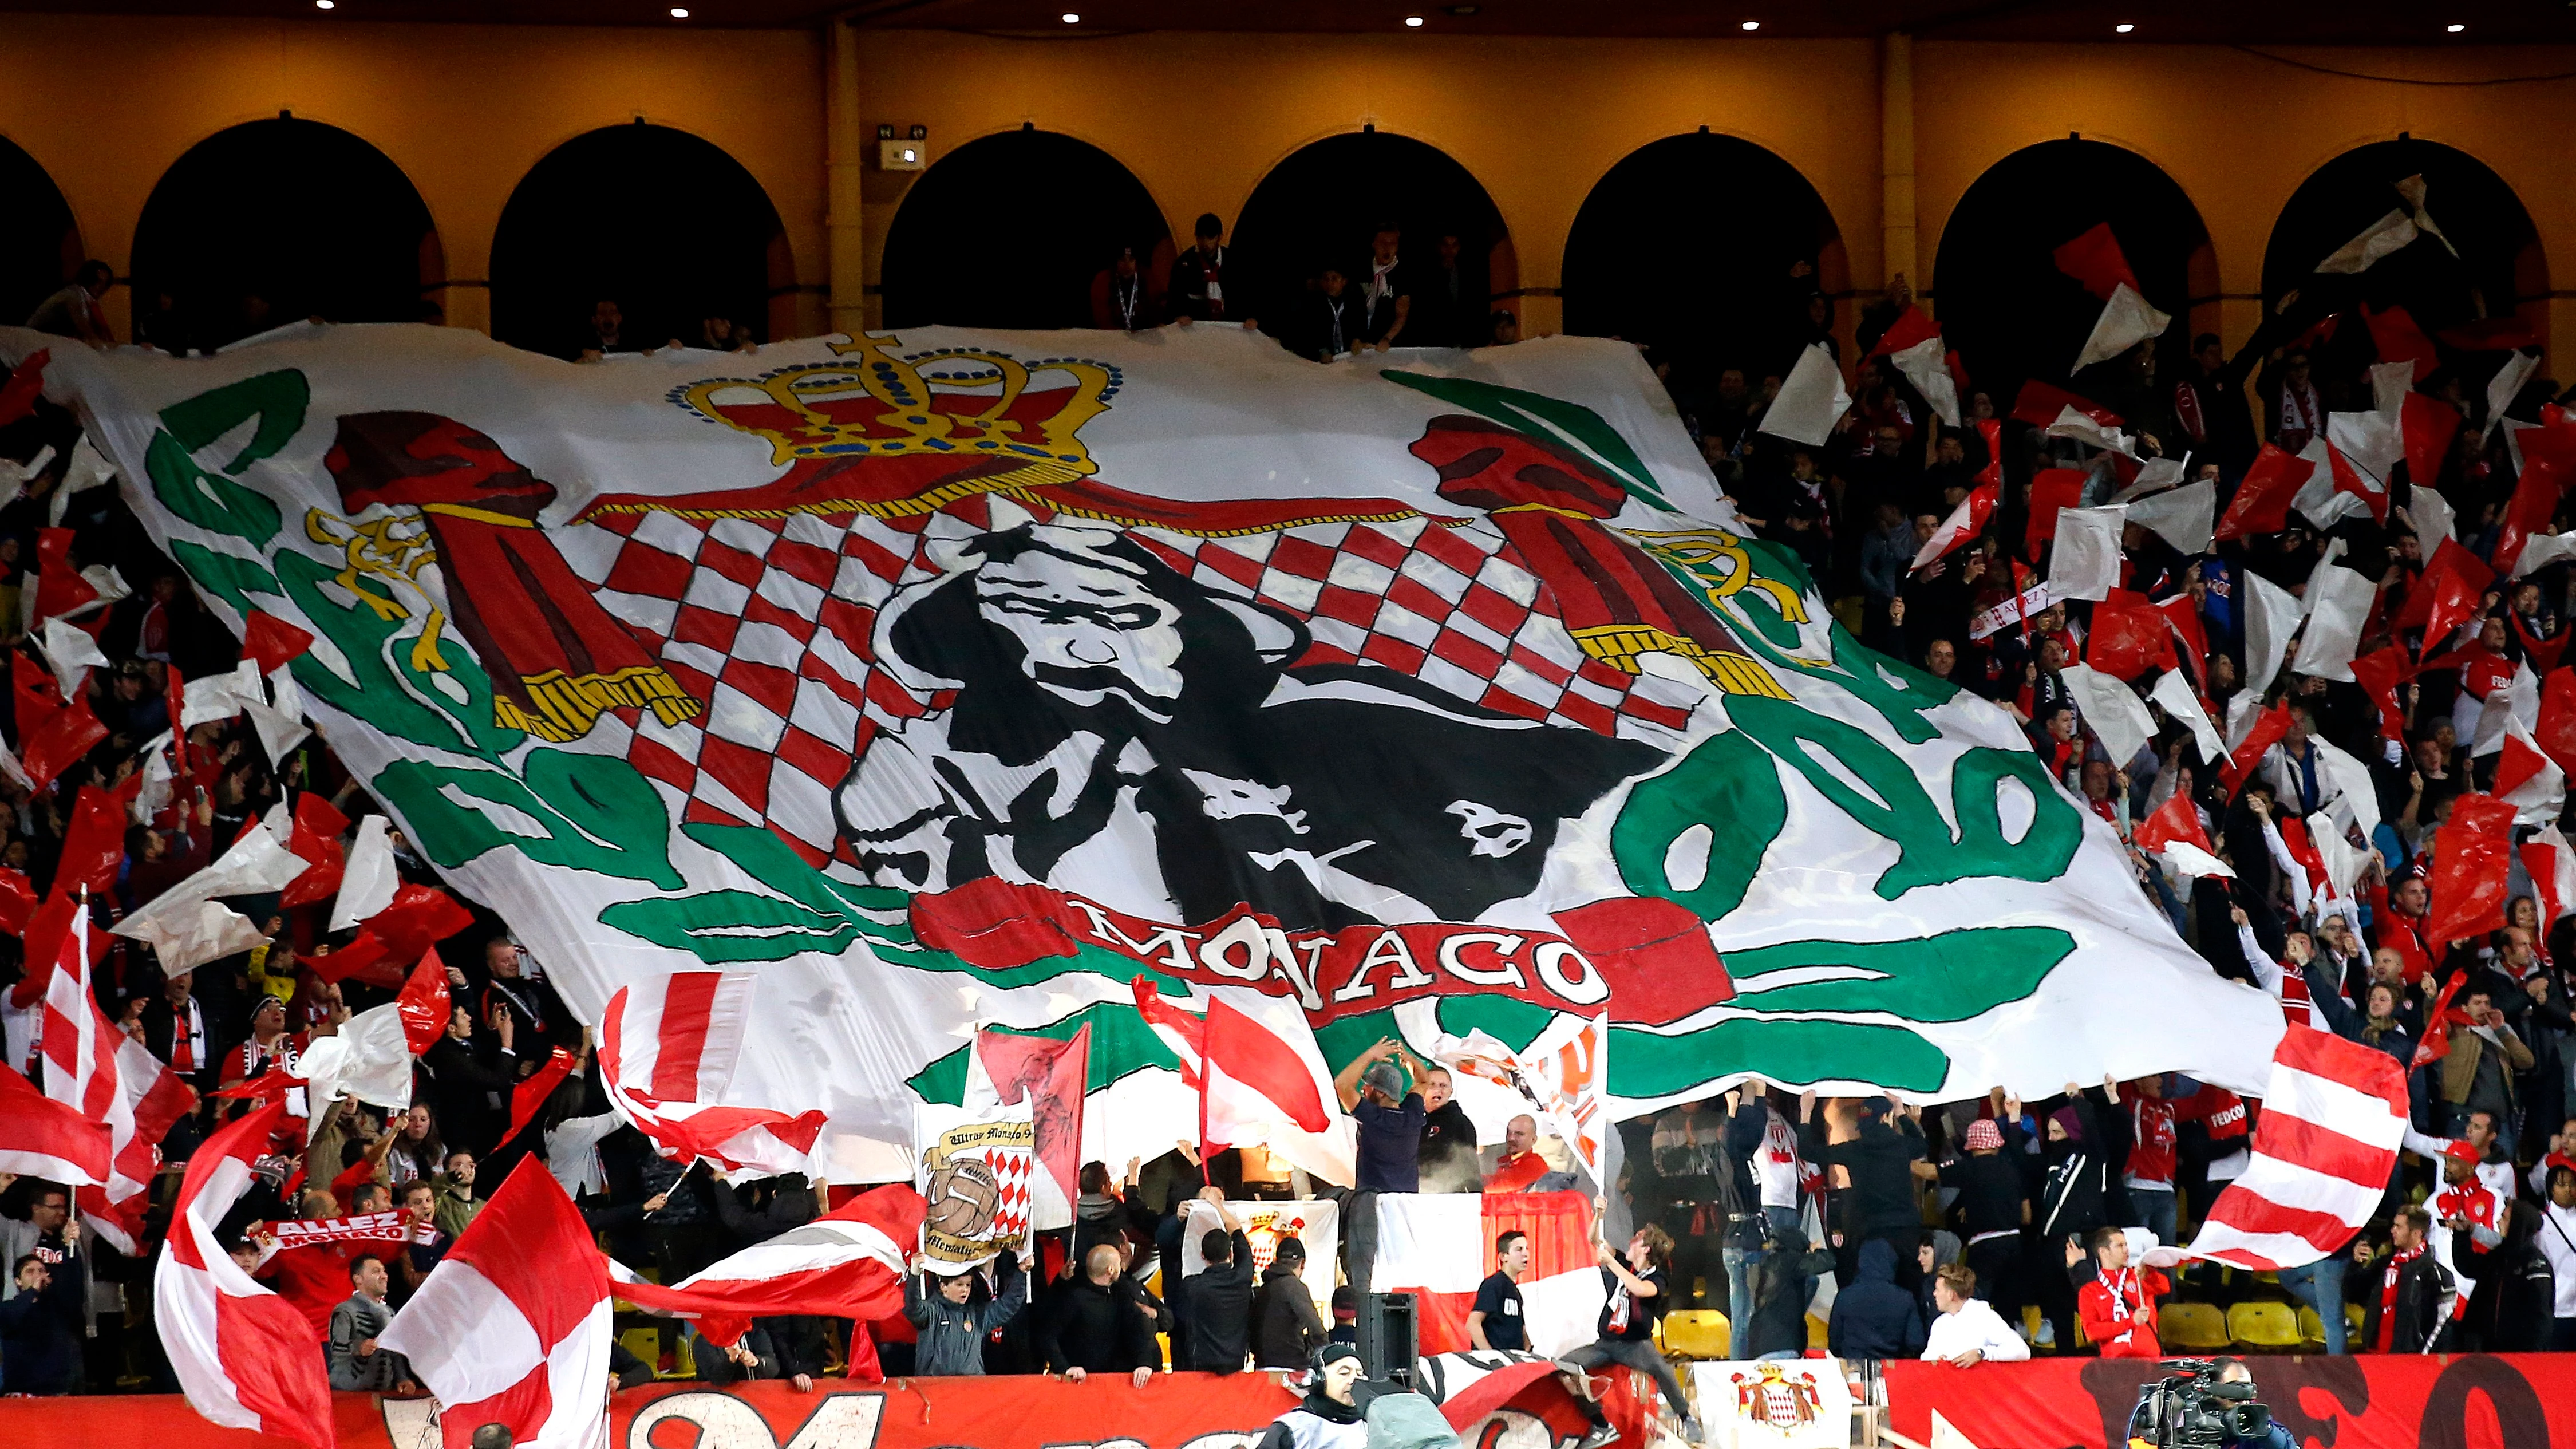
[2377, 1242, 2427, 1351]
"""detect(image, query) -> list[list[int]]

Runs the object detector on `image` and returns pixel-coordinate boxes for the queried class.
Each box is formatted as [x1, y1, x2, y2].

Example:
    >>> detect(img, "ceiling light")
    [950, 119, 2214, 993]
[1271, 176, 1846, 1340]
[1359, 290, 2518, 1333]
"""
[2115, 22, 2134, 33]
[2447, 22, 2466, 30]
[1741, 19, 1760, 30]
[1405, 15, 1424, 26]
[314, 0, 333, 8]
[669, 6, 688, 14]
[1062, 11, 1080, 21]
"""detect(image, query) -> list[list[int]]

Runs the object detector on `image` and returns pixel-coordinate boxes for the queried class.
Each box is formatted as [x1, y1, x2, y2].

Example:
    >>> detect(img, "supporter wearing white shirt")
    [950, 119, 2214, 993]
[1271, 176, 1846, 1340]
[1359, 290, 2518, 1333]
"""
[1919, 1264, 2029, 1367]
[2538, 1162, 2576, 1350]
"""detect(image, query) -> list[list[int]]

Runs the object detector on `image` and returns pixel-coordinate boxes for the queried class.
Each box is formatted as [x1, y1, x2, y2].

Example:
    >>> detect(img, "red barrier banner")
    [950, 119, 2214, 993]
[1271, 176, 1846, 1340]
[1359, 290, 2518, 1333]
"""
[1885, 1353, 2576, 1449]
[0, 1375, 1299, 1449]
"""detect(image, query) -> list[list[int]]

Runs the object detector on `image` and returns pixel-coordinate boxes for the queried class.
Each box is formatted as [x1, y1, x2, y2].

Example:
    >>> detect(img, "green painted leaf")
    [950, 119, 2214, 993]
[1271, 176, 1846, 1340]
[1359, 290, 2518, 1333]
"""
[1611, 727, 1785, 923]
[1610, 1017, 1949, 1096]
[1434, 994, 1556, 1055]
[906, 1003, 1183, 1106]
[1382, 370, 1669, 507]
[147, 370, 306, 543]
[169, 540, 282, 619]
[375, 751, 679, 888]
[274, 549, 519, 760]
[1724, 927, 2075, 1022]
[599, 889, 860, 964]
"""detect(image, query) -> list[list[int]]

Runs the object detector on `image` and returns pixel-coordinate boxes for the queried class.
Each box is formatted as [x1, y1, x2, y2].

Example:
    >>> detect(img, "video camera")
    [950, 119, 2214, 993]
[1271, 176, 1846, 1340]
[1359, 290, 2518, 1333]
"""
[2127, 1359, 2271, 1449]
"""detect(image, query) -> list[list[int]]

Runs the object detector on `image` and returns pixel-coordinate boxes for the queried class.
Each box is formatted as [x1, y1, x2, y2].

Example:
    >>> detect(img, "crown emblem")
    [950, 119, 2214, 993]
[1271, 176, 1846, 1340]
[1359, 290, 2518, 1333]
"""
[673, 333, 1120, 490]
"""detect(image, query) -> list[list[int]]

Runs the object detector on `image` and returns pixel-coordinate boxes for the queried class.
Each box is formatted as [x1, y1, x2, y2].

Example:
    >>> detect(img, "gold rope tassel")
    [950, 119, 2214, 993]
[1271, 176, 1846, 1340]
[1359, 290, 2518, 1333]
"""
[1568, 625, 1792, 701]
[493, 665, 702, 742]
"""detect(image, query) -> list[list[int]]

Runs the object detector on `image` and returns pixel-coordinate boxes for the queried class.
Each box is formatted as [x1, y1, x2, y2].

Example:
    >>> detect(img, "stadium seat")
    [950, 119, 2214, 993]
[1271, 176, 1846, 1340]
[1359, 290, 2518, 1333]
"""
[2296, 1306, 2326, 1348]
[2159, 1302, 2231, 1352]
[618, 1326, 662, 1376]
[1807, 1312, 1828, 1350]
[1662, 1309, 1729, 1359]
[2227, 1301, 2302, 1351]
[2345, 1303, 2368, 1340]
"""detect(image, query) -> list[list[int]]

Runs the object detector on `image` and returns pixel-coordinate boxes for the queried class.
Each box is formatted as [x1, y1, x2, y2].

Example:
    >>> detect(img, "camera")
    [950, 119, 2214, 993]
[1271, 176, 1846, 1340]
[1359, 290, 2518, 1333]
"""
[2128, 1359, 2271, 1449]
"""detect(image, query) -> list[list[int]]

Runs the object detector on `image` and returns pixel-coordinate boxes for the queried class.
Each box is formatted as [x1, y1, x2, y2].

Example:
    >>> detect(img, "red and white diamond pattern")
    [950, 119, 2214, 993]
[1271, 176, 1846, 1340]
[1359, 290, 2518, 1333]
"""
[985, 1146, 1033, 1242]
[552, 493, 1704, 869]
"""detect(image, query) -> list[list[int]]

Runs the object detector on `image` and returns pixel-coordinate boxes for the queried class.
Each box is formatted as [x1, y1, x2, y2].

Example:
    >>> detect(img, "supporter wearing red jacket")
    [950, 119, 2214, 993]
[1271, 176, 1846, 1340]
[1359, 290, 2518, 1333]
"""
[2073, 1226, 2167, 1358]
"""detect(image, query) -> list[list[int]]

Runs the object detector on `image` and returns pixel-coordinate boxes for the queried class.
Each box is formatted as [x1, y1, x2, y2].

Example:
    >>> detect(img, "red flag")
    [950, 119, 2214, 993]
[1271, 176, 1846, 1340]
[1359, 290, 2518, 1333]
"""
[2491, 446, 2571, 580]
[0, 869, 32, 937]
[2011, 380, 2121, 428]
[2025, 468, 2088, 555]
[2412, 971, 2470, 1068]
[366, 883, 475, 964]
[2186, 1026, 2407, 1270]
[972, 1025, 1091, 1223]
[301, 930, 392, 986]
[2539, 668, 2576, 776]
[503, 1047, 579, 1146]
[0, 349, 48, 427]
[2215, 445, 2316, 541]
[1911, 477, 1997, 571]
[2400, 539, 2495, 658]
[278, 792, 350, 910]
[2508, 610, 2570, 674]
[1867, 305, 1940, 358]
[1974, 416, 2004, 489]
[2221, 703, 2294, 803]
[2400, 394, 2462, 490]
[2089, 589, 2180, 681]
[2156, 593, 2212, 683]
[2361, 302, 2437, 381]
[240, 612, 316, 675]
[30, 527, 98, 626]
[2132, 792, 2215, 858]
[19, 687, 104, 790]
[2350, 646, 2420, 743]
[51, 785, 127, 903]
[2427, 793, 2518, 946]
[396, 951, 453, 1055]
[0, 1060, 112, 1186]
[2053, 222, 2142, 301]
[615, 1185, 921, 1354]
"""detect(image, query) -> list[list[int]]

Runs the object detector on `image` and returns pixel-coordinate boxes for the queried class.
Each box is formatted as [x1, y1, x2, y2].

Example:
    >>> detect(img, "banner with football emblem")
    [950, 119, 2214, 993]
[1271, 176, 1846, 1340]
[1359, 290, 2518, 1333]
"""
[5, 320, 2283, 1179]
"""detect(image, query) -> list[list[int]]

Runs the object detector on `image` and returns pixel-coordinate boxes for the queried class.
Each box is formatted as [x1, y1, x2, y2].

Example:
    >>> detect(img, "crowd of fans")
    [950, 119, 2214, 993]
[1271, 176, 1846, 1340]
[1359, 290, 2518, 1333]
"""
[6, 210, 2576, 1416]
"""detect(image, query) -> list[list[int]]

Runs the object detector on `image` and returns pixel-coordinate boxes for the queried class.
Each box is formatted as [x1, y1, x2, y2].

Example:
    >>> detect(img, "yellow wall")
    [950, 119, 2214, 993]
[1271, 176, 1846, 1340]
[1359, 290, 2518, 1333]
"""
[0, 14, 827, 338]
[6, 15, 2573, 370]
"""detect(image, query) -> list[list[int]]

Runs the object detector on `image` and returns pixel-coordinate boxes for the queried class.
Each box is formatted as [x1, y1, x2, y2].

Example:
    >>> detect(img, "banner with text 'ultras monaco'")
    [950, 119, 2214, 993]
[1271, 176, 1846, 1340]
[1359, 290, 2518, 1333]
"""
[5, 321, 2282, 1177]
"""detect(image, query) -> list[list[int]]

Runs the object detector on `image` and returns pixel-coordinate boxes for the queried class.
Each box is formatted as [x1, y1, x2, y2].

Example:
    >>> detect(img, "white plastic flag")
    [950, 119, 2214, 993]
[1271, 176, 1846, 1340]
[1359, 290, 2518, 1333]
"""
[2073, 282, 2171, 371]
[1756, 343, 1851, 447]
[2122, 478, 2215, 556]
[2046, 505, 2126, 603]
[2061, 664, 2156, 769]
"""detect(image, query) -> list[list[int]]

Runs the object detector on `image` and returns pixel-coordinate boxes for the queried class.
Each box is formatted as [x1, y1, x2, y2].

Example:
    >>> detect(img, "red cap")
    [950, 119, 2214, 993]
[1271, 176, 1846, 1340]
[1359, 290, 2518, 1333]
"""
[2442, 1139, 2482, 1167]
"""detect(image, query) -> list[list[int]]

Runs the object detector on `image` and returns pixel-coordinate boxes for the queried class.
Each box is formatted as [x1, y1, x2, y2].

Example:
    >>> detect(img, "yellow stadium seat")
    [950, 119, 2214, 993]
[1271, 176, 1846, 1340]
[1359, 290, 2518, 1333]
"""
[1806, 1312, 1828, 1350]
[1662, 1309, 1730, 1359]
[618, 1326, 662, 1376]
[2159, 1302, 2232, 1352]
[1157, 1332, 1171, 1371]
[2346, 1303, 2367, 1340]
[2296, 1306, 2327, 1348]
[669, 1333, 697, 1380]
[2228, 1301, 2302, 1351]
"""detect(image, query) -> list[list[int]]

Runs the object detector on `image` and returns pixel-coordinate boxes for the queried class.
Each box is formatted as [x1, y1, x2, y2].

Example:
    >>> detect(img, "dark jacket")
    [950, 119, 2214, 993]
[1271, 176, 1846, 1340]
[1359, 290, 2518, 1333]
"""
[416, 1032, 519, 1158]
[1809, 1114, 1927, 1239]
[905, 1260, 1026, 1376]
[1741, 1226, 1836, 1360]
[2038, 1100, 2109, 1243]
[1180, 1229, 1255, 1372]
[1939, 1134, 2032, 1240]
[2455, 1205, 2555, 1353]
[1253, 1260, 1328, 1368]
[0, 1257, 86, 1395]
[1826, 1238, 1926, 1360]
[1037, 1272, 1159, 1375]
[2303, 960, 2415, 1071]
[690, 1325, 779, 1385]
[2352, 1248, 2452, 1354]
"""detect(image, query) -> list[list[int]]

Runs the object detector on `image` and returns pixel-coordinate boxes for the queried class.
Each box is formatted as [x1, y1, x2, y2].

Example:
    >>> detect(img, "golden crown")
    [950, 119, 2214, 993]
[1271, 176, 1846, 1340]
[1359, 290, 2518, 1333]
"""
[671, 333, 1119, 487]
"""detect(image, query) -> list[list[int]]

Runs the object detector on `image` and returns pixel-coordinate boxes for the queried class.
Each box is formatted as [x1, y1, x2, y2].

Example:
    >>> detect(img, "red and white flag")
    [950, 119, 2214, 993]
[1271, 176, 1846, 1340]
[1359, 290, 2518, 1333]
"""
[617, 1184, 923, 1366]
[0, 1060, 109, 1185]
[2056, 223, 2173, 370]
[1132, 977, 1353, 1183]
[2523, 825, 2576, 924]
[154, 1097, 335, 1449]
[599, 971, 827, 1175]
[2166, 1026, 2407, 1270]
[40, 902, 196, 1251]
[1374, 1191, 1605, 1356]
[2496, 714, 2567, 824]
[1910, 478, 1997, 572]
[1868, 307, 1962, 427]
[382, 1158, 613, 1449]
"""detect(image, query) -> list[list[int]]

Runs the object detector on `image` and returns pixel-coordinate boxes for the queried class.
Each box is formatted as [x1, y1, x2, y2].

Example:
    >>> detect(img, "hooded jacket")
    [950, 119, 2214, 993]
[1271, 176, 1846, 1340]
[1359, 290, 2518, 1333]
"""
[1254, 1260, 1329, 1368]
[1741, 1226, 1837, 1360]
[2455, 1203, 2555, 1352]
[904, 1258, 1028, 1376]
[1827, 1239, 1926, 1360]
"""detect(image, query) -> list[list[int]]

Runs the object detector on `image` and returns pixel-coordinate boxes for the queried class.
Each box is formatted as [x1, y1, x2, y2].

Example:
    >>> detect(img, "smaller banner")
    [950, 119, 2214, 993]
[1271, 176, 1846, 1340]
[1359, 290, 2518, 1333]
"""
[267, 1211, 407, 1247]
[914, 1114, 1034, 1273]
[1690, 1360, 1852, 1449]
[1373, 1190, 1605, 1356]
[1178, 1197, 1340, 1308]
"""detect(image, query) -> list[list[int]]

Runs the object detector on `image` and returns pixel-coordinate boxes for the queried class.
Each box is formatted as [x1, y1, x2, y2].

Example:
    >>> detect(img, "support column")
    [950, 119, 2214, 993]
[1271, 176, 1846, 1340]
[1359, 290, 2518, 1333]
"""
[825, 15, 868, 340]
[1880, 30, 1917, 309]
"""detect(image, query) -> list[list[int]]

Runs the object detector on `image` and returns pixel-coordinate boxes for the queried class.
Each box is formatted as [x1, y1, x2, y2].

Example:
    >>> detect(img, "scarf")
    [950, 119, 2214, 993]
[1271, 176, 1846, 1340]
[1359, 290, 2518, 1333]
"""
[2377, 1242, 2425, 1351]
[2279, 381, 2321, 441]
[1297, 1388, 1362, 1426]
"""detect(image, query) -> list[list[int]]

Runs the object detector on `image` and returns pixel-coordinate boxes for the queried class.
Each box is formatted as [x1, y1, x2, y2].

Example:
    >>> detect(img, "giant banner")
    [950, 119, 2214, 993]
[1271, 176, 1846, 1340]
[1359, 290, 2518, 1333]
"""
[6, 322, 2282, 1174]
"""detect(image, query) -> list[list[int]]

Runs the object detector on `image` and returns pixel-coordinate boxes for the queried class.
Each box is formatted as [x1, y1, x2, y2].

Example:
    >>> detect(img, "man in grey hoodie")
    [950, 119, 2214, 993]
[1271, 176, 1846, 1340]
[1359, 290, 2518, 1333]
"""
[328, 1254, 414, 1392]
[903, 1249, 1029, 1375]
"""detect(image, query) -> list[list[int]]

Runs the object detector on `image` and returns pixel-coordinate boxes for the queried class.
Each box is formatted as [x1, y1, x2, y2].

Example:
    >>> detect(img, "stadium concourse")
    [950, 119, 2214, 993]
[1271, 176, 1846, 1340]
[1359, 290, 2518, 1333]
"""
[12, 7, 2576, 1449]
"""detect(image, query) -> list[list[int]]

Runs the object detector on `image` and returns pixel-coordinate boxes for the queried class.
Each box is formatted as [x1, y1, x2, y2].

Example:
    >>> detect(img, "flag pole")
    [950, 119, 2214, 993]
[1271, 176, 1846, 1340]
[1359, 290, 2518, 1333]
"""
[1197, 1061, 1211, 1187]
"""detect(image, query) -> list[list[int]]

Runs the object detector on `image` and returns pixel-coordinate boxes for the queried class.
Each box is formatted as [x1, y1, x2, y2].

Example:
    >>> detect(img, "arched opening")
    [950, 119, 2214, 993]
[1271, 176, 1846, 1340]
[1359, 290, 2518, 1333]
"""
[1563, 131, 1847, 392]
[131, 117, 440, 349]
[1232, 131, 1511, 351]
[880, 129, 1172, 331]
[0, 135, 80, 332]
[1931, 139, 2212, 418]
[491, 123, 791, 360]
[2262, 138, 2546, 410]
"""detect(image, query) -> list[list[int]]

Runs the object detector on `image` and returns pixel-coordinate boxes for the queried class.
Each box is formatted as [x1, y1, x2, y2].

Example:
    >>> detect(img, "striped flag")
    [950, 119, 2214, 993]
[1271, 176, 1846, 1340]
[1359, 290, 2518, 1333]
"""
[2172, 1026, 2407, 1270]
[599, 971, 827, 1175]
[39, 902, 195, 1252]
[1373, 1191, 1605, 1356]
[382, 1158, 611, 1449]
[615, 1185, 922, 1359]
[1910, 479, 1997, 573]
[1132, 977, 1353, 1184]
[0, 1060, 109, 1185]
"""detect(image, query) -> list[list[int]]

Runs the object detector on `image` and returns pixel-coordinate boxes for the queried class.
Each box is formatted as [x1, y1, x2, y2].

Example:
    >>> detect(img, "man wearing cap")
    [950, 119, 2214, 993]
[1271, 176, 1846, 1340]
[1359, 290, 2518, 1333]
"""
[1334, 1036, 1429, 1296]
[221, 994, 303, 1090]
[2428, 1138, 2507, 1326]
[1254, 1344, 1368, 1449]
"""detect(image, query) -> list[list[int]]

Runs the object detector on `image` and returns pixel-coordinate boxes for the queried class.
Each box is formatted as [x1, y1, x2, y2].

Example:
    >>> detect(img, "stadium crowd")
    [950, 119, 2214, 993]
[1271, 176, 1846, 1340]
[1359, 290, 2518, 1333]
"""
[3, 193, 2575, 1415]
